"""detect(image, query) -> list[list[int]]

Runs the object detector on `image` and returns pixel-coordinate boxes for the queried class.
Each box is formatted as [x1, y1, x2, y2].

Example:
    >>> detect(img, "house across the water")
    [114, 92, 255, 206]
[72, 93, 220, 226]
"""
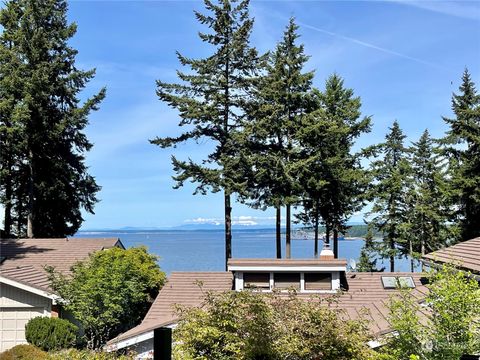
[0, 237, 124, 352]
[106, 246, 428, 359]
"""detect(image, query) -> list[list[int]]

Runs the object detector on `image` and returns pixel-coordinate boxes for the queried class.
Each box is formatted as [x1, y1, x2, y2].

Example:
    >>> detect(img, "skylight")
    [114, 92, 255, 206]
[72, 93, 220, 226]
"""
[398, 276, 416, 289]
[381, 276, 415, 289]
[381, 276, 397, 289]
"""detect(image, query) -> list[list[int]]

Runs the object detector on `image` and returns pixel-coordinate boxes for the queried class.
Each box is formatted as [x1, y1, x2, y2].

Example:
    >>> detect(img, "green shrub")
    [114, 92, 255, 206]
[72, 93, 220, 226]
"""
[173, 290, 376, 360]
[0, 344, 48, 360]
[48, 349, 135, 359]
[48, 246, 165, 349]
[25, 317, 78, 351]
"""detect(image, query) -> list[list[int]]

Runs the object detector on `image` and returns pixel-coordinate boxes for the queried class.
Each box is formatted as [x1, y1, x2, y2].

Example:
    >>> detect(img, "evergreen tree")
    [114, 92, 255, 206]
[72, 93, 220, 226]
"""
[151, 0, 259, 268]
[442, 69, 480, 241]
[357, 228, 382, 272]
[368, 120, 410, 272]
[0, 0, 104, 238]
[405, 130, 451, 271]
[297, 74, 371, 258]
[0, 9, 24, 237]
[238, 17, 313, 258]
[295, 88, 329, 257]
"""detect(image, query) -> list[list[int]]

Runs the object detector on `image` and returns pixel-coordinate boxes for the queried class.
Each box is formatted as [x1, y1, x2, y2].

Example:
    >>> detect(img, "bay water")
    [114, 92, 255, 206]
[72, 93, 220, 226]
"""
[75, 229, 417, 274]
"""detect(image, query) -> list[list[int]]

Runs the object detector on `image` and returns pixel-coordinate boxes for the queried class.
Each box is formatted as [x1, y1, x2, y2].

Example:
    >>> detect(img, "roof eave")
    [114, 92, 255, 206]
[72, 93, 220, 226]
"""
[106, 321, 177, 351]
[228, 265, 347, 272]
[0, 275, 62, 303]
[420, 259, 480, 281]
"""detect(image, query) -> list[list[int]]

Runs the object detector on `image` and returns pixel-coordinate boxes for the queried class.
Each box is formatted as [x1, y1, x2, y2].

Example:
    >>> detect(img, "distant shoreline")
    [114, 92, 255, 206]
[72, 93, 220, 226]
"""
[292, 236, 364, 241]
[76, 227, 372, 241]
[77, 224, 370, 233]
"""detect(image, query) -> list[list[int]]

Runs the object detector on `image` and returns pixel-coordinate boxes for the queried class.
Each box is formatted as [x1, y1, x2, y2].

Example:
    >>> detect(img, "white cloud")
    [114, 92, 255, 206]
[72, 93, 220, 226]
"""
[237, 215, 276, 221]
[184, 215, 277, 225]
[184, 217, 222, 225]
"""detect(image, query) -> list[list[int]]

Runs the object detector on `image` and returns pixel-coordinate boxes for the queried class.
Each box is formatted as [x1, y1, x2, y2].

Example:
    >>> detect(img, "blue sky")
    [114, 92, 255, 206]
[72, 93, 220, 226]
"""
[59, 0, 480, 230]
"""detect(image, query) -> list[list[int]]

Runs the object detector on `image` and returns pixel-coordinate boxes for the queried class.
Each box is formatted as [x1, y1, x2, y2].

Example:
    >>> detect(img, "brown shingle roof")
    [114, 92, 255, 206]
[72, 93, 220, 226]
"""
[1, 265, 52, 293]
[422, 237, 480, 274]
[108, 271, 427, 345]
[109, 272, 233, 344]
[326, 272, 427, 336]
[0, 238, 123, 293]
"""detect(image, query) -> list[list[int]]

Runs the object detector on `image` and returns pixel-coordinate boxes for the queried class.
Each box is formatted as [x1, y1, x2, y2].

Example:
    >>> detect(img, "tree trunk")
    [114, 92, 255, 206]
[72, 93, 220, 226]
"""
[16, 198, 23, 238]
[420, 215, 425, 271]
[333, 227, 339, 258]
[286, 204, 291, 258]
[421, 234, 425, 272]
[3, 173, 12, 238]
[314, 202, 319, 258]
[325, 223, 330, 245]
[409, 238, 414, 273]
[389, 233, 395, 272]
[27, 150, 34, 238]
[224, 192, 232, 271]
[222, 28, 231, 271]
[276, 206, 281, 258]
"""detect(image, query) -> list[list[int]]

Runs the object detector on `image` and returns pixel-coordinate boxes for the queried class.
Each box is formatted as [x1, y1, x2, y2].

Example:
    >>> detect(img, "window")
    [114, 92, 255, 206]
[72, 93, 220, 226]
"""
[274, 273, 300, 290]
[304, 273, 332, 290]
[243, 272, 270, 289]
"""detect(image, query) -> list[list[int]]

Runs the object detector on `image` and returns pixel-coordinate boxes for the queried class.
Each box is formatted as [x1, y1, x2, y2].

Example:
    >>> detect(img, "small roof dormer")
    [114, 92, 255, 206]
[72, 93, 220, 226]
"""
[228, 257, 347, 293]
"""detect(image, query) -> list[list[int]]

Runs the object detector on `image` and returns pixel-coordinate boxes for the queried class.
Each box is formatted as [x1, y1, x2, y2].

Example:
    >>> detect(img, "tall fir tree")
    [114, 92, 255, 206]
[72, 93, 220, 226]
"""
[151, 0, 259, 268]
[442, 69, 480, 241]
[0, 2, 24, 237]
[405, 130, 452, 271]
[0, 0, 104, 238]
[295, 88, 329, 257]
[238, 17, 313, 258]
[297, 74, 371, 258]
[368, 120, 410, 272]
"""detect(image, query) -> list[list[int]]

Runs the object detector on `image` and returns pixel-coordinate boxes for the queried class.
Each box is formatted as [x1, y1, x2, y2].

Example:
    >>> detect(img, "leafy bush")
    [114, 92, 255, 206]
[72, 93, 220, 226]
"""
[384, 264, 480, 359]
[0, 344, 48, 360]
[48, 349, 134, 360]
[47, 246, 165, 349]
[25, 316, 78, 351]
[173, 290, 377, 360]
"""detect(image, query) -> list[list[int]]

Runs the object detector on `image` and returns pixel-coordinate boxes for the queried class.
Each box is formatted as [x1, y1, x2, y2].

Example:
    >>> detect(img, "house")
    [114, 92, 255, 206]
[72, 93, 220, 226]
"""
[106, 247, 428, 359]
[421, 237, 480, 280]
[0, 237, 124, 351]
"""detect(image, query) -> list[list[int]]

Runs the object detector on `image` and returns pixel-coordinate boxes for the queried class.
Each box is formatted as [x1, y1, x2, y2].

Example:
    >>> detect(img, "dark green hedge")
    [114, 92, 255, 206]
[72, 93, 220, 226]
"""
[25, 317, 78, 351]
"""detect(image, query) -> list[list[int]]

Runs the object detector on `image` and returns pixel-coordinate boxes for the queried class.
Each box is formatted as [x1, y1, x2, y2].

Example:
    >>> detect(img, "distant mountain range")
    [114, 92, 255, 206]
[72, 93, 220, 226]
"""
[79, 222, 366, 232]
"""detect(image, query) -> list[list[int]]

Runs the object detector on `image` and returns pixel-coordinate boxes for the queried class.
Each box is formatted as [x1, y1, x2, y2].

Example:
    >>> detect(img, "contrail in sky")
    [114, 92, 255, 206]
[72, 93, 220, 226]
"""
[297, 20, 448, 71]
